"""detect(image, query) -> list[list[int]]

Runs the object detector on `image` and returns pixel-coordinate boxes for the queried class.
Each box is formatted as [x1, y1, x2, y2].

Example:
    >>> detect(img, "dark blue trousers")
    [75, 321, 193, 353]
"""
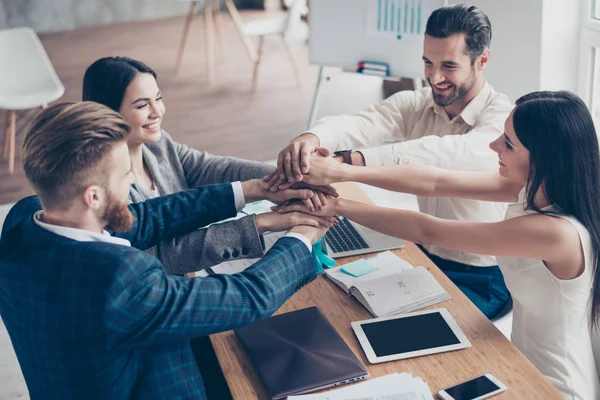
[418, 246, 511, 319]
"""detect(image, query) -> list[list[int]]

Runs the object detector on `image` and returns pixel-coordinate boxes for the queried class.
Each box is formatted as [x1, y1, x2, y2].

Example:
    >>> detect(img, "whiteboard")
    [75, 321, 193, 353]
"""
[309, 0, 446, 78]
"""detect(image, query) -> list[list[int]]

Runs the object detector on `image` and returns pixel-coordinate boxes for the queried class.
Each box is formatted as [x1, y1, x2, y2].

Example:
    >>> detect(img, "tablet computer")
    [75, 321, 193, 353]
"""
[351, 308, 471, 364]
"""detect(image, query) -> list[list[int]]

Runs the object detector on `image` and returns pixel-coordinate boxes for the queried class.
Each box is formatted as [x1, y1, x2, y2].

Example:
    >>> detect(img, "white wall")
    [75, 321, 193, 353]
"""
[449, 0, 581, 102]
[0, 0, 263, 34]
[539, 0, 582, 92]
[0, 0, 189, 34]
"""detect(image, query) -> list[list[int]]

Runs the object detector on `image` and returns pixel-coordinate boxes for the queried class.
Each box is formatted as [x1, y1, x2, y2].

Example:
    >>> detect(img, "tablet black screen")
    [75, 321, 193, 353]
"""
[361, 312, 461, 357]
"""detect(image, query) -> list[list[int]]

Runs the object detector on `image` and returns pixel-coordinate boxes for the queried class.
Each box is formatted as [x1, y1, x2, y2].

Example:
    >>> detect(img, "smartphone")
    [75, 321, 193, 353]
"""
[438, 373, 507, 400]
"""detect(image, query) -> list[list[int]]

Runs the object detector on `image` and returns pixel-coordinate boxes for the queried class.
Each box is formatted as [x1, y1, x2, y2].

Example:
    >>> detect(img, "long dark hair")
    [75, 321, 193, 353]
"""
[82, 56, 157, 112]
[513, 90, 600, 328]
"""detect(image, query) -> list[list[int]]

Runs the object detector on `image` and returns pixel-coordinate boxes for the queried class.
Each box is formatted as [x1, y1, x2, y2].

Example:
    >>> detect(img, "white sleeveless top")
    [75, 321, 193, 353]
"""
[497, 189, 600, 399]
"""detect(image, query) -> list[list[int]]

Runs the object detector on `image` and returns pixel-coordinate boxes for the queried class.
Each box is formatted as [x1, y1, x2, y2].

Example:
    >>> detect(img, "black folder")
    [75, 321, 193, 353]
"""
[234, 306, 369, 399]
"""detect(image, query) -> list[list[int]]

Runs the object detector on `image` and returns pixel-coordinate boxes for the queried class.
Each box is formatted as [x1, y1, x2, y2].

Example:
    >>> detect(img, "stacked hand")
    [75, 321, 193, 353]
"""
[278, 148, 344, 188]
[255, 211, 337, 234]
[240, 134, 350, 244]
[273, 134, 321, 184]
[263, 142, 327, 188]
[241, 178, 338, 243]
[270, 199, 339, 244]
[263, 132, 354, 196]
[242, 177, 338, 211]
[263, 147, 345, 198]
[272, 198, 339, 218]
[261, 187, 339, 244]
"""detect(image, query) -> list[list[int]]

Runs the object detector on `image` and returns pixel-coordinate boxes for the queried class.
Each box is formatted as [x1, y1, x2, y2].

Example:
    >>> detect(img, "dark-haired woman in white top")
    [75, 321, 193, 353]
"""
[275, 91, 600, 399]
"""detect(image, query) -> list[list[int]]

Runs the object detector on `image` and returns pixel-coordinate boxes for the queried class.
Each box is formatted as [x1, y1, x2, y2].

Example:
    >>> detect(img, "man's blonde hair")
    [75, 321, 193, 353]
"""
[22, 101, 130, 210]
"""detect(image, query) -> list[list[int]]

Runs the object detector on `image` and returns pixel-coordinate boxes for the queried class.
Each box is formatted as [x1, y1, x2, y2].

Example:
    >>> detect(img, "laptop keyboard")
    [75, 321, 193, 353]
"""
[325, 217, 370, 253]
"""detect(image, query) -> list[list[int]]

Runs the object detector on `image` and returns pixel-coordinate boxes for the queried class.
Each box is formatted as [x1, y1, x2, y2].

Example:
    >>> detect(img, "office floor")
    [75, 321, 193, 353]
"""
[0, 8, 385, 205]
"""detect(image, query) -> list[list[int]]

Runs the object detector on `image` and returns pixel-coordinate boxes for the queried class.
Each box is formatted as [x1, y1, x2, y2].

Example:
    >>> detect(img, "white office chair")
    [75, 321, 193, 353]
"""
[0, 27, 64, 174]
[240, 0, 304, 90]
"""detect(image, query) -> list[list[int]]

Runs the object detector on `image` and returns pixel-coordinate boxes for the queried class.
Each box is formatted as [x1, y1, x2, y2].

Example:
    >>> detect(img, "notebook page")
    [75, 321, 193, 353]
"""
[323, 251, 414, 292]
[352, 267, 446, 317]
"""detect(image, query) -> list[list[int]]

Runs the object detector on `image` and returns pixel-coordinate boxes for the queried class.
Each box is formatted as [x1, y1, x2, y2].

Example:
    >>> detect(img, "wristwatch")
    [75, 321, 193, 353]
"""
[334, 150, 353, 165]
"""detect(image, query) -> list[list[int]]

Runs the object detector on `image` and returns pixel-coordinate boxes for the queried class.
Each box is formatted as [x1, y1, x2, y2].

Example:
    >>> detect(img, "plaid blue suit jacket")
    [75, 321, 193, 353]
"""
[0, 184, 316, 399]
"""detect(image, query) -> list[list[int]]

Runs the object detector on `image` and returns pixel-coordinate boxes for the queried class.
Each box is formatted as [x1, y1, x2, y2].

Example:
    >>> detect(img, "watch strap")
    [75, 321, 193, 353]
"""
[334, 150, 353, 165]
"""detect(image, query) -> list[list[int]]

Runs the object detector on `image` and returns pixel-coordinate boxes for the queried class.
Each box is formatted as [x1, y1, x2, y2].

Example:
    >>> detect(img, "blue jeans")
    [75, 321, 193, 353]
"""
[418, 246, 511, 319]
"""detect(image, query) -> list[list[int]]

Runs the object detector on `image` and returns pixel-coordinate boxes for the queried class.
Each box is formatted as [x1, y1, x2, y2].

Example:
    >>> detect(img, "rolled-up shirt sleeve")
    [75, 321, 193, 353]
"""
[360, 123, 501, 170]
[305, 85, 511, 171]
[306, 91, 418, 153]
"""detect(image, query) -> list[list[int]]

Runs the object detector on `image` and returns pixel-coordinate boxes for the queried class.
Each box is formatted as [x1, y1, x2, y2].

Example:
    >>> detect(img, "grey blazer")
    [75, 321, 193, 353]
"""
[129, 130, 275, 275]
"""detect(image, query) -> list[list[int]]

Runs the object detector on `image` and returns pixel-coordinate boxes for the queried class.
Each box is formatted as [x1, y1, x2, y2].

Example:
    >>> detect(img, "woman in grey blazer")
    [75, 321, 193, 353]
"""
[82, 56, 335, 275]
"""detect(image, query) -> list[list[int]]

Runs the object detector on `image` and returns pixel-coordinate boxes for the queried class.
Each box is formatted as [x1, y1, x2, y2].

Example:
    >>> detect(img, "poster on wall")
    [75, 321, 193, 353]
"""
[367, 0, 441, 40]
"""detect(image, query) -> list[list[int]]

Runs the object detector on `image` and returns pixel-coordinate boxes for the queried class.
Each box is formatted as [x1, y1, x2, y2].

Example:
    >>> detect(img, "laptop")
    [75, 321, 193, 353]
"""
[324, 216, 405, 258]
[234, 306, 369, 400]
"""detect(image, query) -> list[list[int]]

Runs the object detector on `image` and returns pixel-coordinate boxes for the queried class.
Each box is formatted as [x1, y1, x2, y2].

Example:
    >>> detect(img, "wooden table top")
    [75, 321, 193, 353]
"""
[210, 182, 561, 399]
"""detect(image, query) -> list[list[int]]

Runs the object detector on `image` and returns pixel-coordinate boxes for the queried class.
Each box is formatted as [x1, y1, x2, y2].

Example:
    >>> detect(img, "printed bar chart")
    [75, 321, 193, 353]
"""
[371, 0, 430, 39]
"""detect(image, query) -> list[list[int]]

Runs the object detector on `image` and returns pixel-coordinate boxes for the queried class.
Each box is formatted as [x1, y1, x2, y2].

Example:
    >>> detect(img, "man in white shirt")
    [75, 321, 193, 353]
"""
[0, 102, 328, 399]
[268, 4, 514, 318]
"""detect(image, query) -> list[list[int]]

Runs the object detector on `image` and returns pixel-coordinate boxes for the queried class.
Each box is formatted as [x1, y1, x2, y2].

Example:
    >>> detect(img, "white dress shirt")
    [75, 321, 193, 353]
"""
[34, 211, 132, 246]
[308, 82, 513, 266]
[34, 182, 312, 252]
[231, 181, 247, 212]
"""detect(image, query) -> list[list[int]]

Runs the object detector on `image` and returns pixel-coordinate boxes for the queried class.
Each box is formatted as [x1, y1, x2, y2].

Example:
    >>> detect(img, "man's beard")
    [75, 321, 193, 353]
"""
[103, 191, 134, 232]
[430, 69, 478, 107]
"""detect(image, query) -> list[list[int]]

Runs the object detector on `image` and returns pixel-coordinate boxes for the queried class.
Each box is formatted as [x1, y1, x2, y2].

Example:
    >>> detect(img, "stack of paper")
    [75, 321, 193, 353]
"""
[324, 251, 450, 317]
[288, 373, 434, 400]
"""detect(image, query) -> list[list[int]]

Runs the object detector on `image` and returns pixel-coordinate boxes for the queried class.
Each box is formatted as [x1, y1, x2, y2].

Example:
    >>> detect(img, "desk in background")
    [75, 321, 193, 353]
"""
[210, 182, 561, 399]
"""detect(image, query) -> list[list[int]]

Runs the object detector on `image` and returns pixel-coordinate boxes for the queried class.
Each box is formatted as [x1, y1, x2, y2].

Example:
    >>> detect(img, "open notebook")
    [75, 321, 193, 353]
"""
[323, 251, 450, 317]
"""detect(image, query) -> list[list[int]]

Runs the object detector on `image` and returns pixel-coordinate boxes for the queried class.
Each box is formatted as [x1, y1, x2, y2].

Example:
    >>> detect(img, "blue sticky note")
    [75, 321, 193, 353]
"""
[341, 260, 378, 277]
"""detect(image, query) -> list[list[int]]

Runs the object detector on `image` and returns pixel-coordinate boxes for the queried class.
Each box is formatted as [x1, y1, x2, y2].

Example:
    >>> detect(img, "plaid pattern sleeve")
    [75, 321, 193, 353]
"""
[117, 183, 237, 250]
[0, 193, 316, 400]
[0, 196, 318, 399]
[105, 236, 317, 348]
